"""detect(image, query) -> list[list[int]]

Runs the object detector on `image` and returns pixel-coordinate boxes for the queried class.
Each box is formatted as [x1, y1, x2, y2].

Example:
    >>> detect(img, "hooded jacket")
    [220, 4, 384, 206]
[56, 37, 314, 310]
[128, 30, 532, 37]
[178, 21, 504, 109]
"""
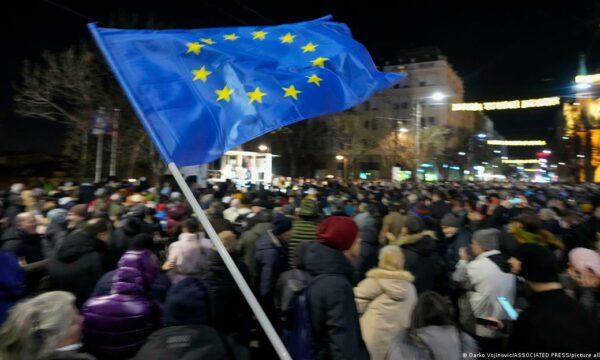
[400, 231, 448, 294]
[255, 230, 288, 315]
[82, 250, 159, 360]
[354, 268, 417, 360]
[387, 325, 479, 359]
[304, 242, 369, 360]
[49, 230, 114, 308]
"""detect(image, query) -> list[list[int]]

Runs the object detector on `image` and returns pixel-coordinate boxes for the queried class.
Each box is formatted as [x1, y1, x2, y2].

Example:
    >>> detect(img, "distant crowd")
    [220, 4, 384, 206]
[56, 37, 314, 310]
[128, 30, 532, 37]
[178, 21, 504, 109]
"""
[0, 178, 599, 359]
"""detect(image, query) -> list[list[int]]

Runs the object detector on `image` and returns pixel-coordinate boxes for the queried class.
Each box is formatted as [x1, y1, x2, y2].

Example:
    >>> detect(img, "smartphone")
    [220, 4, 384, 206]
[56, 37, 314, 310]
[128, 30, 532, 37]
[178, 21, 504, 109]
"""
[497, 296, 519, 320]
[475, 317, 498, 327]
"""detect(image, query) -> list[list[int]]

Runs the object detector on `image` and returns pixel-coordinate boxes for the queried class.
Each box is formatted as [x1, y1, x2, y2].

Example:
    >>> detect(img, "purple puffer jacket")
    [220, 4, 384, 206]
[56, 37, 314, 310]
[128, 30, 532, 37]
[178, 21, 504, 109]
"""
[82, 250, 159, 360]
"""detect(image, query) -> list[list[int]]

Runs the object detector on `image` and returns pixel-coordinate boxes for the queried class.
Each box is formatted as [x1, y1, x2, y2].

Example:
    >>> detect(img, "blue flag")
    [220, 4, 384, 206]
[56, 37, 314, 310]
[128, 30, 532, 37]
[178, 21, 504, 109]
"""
[89, 16, 405, 166]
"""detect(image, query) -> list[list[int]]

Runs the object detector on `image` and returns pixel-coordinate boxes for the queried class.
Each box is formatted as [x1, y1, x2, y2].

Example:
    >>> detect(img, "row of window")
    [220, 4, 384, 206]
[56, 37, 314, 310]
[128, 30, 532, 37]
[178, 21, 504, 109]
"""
[361, 117, 436, 130]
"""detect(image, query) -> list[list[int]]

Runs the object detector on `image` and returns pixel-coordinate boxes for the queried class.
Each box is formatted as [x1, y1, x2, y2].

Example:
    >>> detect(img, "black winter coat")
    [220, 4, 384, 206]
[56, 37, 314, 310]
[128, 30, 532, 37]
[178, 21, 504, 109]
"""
[201, 250, 252, 339]
[401, 231, 448, 294]
[304, 242, 369, 360]
[508, 289, 599, 354]
[49, 230, 115, 308]
[132, 325, 250, 360]
[0, 227, 45, 263]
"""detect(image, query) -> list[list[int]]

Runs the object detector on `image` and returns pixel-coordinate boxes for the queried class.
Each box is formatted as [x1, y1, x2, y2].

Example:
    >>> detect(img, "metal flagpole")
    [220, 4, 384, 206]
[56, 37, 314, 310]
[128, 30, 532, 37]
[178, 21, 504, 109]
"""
[167, 162, 291, 360]
[109, 108, 120, 177]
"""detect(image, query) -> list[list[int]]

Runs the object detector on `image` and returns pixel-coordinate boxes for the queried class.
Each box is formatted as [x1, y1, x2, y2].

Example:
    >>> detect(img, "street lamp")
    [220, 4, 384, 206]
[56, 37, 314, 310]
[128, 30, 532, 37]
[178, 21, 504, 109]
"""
[336, 155, 346, 178]
[258, 144, 268, 152]
[414, 92, 448, 182]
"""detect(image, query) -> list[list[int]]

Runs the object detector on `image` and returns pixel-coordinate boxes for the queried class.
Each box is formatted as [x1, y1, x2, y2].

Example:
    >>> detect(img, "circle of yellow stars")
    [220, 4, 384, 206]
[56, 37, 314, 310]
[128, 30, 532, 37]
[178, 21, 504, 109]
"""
[186, 30, 331, 103]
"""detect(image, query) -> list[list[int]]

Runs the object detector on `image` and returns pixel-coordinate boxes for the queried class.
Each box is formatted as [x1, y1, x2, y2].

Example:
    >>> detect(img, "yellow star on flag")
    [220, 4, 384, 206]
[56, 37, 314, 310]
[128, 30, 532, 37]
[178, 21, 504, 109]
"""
[192, 66, 212, 82]
[282, 85, 302, 100]
[279, 32, 296, 44]
[186, 42, 205, 55]
[301, 42, 318, 53]
[200, 38, 216, 45]
[247, 87, 267, 104]
[251, 31, 268, 40]
[311, 57, 329, 68]
[307, 74, 323, 87]
[215, 85, 235, 102]
[223, 33, 240, 41]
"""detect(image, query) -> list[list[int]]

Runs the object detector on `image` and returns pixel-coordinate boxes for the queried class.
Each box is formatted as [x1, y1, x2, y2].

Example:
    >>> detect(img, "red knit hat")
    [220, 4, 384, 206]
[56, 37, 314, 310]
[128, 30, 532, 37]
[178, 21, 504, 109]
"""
[317, 216, 358, 251]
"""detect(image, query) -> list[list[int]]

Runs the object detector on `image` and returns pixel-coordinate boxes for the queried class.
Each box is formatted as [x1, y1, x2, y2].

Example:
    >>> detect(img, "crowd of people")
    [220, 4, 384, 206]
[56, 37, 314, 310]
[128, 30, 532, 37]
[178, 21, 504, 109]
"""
[0, 177, 600, 359]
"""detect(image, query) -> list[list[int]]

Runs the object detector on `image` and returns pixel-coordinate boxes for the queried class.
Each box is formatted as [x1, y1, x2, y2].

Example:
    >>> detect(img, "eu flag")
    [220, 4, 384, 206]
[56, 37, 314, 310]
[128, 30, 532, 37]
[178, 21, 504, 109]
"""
[89, 16, 405, 166]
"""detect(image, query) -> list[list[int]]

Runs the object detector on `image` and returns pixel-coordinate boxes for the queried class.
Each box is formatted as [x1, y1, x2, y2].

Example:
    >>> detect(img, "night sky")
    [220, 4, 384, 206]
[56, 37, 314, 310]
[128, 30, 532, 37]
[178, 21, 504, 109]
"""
[1, 0, 599, 154]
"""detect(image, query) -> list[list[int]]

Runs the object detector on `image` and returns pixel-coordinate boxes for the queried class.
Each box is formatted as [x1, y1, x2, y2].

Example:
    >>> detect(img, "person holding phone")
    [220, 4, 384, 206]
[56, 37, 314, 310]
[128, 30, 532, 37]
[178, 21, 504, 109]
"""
[452, 228, 516, 353]
[507, 244, 599, 354]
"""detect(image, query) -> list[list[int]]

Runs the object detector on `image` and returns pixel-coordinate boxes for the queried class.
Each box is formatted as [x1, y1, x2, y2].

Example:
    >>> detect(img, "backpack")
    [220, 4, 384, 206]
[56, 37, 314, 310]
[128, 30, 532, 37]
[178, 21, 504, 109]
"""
[280, 270, 326, 360]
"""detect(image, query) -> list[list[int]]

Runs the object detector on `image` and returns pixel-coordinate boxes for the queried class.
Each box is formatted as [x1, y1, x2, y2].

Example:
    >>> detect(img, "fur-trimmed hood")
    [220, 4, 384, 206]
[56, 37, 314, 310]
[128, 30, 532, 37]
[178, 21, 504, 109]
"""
[366, 268, 414, 282]
[365, 268, 415, 301]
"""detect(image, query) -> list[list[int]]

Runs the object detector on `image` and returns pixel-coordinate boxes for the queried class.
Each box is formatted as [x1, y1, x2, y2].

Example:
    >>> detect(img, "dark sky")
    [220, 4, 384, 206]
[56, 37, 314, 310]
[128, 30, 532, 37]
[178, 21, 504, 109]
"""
[1, 0, 599, 153]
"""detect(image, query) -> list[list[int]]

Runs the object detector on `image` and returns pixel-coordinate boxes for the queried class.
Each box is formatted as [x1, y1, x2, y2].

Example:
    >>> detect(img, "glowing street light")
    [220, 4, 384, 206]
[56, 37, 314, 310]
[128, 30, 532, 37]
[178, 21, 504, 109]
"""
[430, 92, 447, 101]
[477, 133, 487, 139]
[399, 127, 409, 133]
[258, 144, 268, 152]
[335, 155, 344, 161]
[458, 152, 466, 156]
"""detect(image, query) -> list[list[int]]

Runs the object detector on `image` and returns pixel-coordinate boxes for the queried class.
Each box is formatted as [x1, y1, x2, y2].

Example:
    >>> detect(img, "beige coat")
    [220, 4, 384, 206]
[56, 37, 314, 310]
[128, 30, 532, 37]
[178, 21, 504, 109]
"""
[354, 268, 417, 360]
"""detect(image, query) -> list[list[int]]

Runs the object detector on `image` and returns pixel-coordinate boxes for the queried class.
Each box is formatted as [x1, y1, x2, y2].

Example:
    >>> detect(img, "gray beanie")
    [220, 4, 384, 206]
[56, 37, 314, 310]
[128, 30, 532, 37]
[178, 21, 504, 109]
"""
[440, 213, 461, 228]
[472, 228, 500, 251]
[47, 208, 68, 225]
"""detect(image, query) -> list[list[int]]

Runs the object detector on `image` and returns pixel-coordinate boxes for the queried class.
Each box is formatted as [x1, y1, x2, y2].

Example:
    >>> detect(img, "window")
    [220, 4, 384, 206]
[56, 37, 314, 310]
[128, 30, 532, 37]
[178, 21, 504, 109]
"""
[401, 102, 409, 109]
[364, 101, 370, 110]
[364, 120, 370, 129]
[428, 117, 436, 126]
[393, 84, 400, 89]
[372, 118, 378, 130]
[419, 81, 427, 87]
[393, 104, 400, 110]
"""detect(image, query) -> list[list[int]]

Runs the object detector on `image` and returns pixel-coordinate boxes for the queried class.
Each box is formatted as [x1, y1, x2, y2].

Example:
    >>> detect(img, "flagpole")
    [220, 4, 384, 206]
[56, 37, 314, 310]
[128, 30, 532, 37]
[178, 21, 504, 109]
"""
[167, 162, 291, 360]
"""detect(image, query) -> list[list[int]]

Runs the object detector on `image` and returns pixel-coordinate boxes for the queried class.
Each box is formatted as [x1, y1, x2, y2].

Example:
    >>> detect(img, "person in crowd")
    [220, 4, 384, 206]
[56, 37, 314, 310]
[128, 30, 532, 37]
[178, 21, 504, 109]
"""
[66, 205, 88, 234]
[452, 228, 515, 353]
[163, 217, 209, 284]
[0, 291, 94, 360]
[255, 214, 293, 324]
[440, 213, 472, 271]
[49, 218, 115, 308]
[304, 216, 369, 360]
[206, 200, 235, 234]
[560, 211, 593, 268]
[429, 191, 451, 225]
[538, 208, 561, 237]
[133, 277, 249, 360]
[354, 245, 417, 360]
[288, 199, 319, 268]
[386, 291, 478, 359]
[111, 207, 145, 260]
[1, 212, 45, 264]
[91, 234, 160, 297]
[396, 216, 447, 294]
[45, 208, 69, 255]
[223, 198, 251, 223]
[354, 203, 380, 281]
[0, 249, 25, 325]
[507, 212, 565, 250]
[507, 243, 599, 353]
[378, 201, 406, 245]
[566, 247, 600, 322]
[238, 205, 272, 280]
[202, 230, 251, 342]
[82, 250, 159, 360]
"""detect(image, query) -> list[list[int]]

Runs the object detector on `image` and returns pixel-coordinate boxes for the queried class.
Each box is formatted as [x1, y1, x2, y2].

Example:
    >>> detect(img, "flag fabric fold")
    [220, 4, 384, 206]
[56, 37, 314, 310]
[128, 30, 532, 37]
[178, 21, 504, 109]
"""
[89, 15, 405, 166]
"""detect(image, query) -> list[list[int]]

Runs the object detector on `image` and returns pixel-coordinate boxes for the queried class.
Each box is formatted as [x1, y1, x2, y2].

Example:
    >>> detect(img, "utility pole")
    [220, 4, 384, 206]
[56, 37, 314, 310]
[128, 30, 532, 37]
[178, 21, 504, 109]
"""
[415, 102, 422, 183]
[93, 107, 107, 184]
[109, 108, 120, 177]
